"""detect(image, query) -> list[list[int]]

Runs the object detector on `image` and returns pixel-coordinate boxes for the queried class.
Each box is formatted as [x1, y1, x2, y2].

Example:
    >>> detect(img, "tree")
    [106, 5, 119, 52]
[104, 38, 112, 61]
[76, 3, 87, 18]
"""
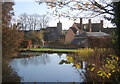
[2, 59, 21, 82]
[18, 13, 28, 30]
[2, 2, 14, 26]
[36, 0, 114, 19]
[24, 30, 44, 46]
[2, 2, 23, 58]
[18, 13, 50, 30]
[34, 30, 44, 46]
[112, 2, 120, 56]
[39, 14, 50, 28]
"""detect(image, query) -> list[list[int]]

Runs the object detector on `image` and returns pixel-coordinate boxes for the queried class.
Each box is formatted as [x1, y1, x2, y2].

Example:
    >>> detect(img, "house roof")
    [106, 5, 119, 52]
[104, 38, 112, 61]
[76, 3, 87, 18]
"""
[74, 23, 81, 29]
[46, 27, 57, 29]
[101, 28, 116, 34]
[71, 38, 87, 44]
[70, 27, 77, 34]
[40, 28, 46, 31]
[45, 27, 57, 32]
[74, 23, 101, 32]
[86, 32, 110, 37]
[75, 32, 87, 37]
[19, 30, 40, 32]
[63, 30, 68, 34]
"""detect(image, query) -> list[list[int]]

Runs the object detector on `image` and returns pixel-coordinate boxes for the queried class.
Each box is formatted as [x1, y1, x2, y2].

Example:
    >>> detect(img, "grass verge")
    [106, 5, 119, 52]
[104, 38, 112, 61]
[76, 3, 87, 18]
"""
[19, 48, 77, 53]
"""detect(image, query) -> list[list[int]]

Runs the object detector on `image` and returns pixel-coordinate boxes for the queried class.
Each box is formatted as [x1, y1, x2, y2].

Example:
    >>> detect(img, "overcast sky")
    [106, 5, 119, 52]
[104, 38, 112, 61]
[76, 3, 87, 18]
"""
[13, 0, 115, 30]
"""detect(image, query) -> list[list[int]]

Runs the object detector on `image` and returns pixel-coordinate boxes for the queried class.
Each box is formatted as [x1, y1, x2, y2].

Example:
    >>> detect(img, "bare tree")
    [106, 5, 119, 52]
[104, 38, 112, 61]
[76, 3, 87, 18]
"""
[32, 14, 39, 30]
[18, 13, 29, 30]
[18, 13, 50, 30]
[39, 14, 50, 28]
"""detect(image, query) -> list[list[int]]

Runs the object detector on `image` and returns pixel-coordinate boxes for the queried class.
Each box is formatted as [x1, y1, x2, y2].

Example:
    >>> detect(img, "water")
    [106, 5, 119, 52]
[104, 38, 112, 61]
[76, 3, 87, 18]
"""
[9, 52, 86, 82]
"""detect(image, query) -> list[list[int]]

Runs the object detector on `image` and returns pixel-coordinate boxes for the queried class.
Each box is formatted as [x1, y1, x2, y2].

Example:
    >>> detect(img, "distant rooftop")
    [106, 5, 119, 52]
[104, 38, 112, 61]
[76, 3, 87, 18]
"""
[101, 28, 116, 34]
[71, 38, 87, 45]
[86, 32, 110, 37]
[46, 27, 57, 29]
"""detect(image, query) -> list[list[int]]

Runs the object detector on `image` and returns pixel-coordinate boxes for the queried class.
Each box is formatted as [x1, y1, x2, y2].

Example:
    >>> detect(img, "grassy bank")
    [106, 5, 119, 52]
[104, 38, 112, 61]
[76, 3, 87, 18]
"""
[19, 48, 111, 55]
[19, 48, 77, 53]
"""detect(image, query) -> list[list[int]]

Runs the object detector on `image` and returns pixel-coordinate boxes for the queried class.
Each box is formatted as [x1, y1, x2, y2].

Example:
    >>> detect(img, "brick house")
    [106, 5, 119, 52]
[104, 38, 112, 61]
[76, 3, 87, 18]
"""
[71, 32, 110, 48]
[65, 18, 104, 44]
[65, 27, 77, 44]
[65, 18, 115, 48]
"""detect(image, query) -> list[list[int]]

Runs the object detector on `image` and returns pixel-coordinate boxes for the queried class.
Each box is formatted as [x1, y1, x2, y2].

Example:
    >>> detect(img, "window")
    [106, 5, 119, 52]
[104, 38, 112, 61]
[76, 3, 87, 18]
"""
[76, 30, 79, 35]
[84, 25, 86, 30]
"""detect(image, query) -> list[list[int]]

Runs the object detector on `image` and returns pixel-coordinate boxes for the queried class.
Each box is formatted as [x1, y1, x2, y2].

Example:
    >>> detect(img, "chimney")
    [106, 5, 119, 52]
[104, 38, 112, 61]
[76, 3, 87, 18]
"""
[80, 18, 83, 30]
[100, 20, 103, 29]
[89, 19, 92, 32]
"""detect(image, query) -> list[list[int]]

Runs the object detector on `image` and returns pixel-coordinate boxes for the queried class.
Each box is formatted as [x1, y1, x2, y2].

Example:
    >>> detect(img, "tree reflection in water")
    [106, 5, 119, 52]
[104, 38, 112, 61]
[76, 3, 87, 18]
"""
[57, 53, 62, 59]
[3, 53, 50, 82]
[59, 54, 87, 81]
[2, 59, 21, 82]
[17, 53, 50, 66]
[8, 53, 86, 82]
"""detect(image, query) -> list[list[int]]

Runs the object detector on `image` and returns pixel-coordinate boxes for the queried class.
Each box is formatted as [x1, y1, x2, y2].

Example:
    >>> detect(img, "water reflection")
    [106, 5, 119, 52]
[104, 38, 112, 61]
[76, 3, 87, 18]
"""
[59, 54, 86, 81]
[10, 53, 86, 82]
[57, 53, 62, 58]
[2, 59, 21, 82]
[14, 53, 50, 66]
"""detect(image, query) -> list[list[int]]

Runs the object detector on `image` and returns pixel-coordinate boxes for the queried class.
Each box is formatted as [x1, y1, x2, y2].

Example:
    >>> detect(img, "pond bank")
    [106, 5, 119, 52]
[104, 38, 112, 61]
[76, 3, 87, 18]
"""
[18, 48, 77, 53]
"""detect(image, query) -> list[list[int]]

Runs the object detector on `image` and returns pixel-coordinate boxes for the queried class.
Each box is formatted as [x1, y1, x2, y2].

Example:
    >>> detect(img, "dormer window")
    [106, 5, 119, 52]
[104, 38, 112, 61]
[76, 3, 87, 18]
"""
[76, 30, 79, 35]
[84, 25, 86, 30]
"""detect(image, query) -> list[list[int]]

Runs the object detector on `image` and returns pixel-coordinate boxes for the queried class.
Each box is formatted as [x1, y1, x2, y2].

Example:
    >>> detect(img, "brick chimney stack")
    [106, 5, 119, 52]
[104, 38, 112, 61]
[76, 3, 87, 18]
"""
[100, 20, 103, 30]
[89, 19, 92, 32]
[80, 18, 83, 30]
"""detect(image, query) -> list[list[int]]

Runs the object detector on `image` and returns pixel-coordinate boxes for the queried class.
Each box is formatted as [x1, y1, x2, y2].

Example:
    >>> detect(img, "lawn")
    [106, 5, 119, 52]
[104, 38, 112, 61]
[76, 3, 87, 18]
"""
[19, 48, 77, 53]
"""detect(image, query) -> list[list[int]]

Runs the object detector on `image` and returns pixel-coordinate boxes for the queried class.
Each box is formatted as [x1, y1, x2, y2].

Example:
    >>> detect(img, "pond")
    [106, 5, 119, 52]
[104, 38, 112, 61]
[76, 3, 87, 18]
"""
[9, 52, 86, 82]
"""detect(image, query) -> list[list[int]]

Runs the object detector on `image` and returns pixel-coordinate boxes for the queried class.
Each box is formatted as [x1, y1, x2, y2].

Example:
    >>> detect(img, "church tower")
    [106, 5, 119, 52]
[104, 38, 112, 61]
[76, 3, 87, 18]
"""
[57, 20, 62, 35]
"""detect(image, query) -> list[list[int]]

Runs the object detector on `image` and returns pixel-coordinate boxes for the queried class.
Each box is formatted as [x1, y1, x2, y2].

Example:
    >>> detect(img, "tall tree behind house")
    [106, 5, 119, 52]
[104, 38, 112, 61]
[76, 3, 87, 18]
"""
[18, 13, 50, 30]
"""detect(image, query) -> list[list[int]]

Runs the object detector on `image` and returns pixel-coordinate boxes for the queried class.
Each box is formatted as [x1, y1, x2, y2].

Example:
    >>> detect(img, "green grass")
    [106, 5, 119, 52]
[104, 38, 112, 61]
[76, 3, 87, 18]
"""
[19, 48, 98, 53]
[19, 48, 108, 54]
[19, 48, 77, 53]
